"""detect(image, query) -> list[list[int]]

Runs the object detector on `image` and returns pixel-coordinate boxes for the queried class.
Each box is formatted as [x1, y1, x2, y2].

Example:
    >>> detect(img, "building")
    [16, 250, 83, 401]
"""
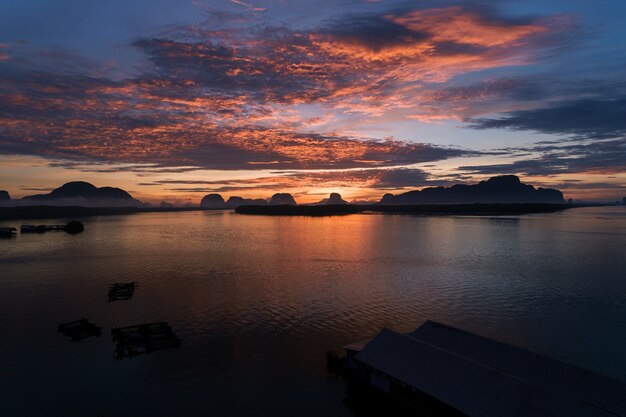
[345, 321, 626, 417]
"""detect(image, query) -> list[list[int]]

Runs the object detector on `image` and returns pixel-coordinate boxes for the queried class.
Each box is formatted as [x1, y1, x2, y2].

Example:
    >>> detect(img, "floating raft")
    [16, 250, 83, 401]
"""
[21, 224, 65, 233]
[112, 322, 180, 360]
[20, 221, 84, 234]
[58, 318, 102, 341]
[108, 282, 136, 302]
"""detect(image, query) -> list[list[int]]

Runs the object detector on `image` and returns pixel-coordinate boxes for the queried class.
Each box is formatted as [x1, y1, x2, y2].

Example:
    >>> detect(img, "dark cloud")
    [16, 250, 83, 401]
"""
[459, 138, 626, 176]
[468, 98, 626, 139]
[319, 14, 428, 51]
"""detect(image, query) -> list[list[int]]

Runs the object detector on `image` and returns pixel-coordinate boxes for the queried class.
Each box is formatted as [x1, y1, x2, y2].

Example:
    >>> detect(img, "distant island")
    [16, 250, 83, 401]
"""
[235, 176, 571, 216]
[380, 175, 564, 205]
[0, 175, 596, 220]
[0, 181, 150, 220]
[201, 192, 296, 208]
[4, 181, 145, 207]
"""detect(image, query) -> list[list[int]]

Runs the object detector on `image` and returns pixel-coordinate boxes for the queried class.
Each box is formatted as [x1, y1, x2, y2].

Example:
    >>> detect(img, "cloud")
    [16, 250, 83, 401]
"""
[468, 97, 626, 139]
[143, 167, 449, 194]
[460, 95, 626, 177]
[388, 6, 545, 48]
[459, 138, 626, 176]
[229, 0, 266, 12]
[0, 5, 569, 172]
[0, 68, 471, 170]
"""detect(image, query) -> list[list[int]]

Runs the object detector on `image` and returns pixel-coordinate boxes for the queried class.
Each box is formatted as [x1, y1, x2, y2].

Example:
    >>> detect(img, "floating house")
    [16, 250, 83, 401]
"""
[345, 321, 626, 417]
[0, 227, 17, 237]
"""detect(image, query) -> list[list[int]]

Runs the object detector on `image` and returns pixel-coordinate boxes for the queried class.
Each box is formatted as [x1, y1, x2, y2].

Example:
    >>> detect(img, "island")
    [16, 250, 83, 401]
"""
[235, 176, 572, 216]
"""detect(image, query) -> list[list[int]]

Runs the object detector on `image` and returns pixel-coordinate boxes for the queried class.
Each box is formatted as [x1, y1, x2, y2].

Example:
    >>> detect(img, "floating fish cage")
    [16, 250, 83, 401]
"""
[108, 282, 137, 302]
[58, 318, 102, 341]
[112, 322, 180, 360]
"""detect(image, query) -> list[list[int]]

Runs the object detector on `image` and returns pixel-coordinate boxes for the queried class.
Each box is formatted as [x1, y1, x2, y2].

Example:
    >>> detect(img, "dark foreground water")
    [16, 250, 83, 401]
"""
[1, 207, 626, 416]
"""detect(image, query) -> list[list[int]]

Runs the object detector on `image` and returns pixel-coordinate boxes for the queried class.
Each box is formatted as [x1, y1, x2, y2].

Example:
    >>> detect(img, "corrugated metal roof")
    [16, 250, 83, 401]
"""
[354, 322, 626, 417]
[410, 321, 626, 415]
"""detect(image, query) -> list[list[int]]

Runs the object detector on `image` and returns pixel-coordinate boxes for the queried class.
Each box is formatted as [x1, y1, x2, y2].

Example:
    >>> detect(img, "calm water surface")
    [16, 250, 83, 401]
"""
[1, 207, 626, 416]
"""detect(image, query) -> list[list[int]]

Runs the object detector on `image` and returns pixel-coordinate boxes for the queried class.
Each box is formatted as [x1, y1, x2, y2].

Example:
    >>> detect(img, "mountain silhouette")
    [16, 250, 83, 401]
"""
[21, 181, 144, 207]
[200, 194, 226, 207]
[200, 194, 270, 208]
[0, 190, 10, 201]
[380, 175, 564, 204]
[269, 193, 297, 205]
[313, 192, 348, 205]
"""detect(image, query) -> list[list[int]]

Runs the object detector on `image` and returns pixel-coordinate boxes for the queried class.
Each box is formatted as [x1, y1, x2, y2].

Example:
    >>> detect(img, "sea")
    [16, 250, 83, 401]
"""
[1, 206, 625, 416]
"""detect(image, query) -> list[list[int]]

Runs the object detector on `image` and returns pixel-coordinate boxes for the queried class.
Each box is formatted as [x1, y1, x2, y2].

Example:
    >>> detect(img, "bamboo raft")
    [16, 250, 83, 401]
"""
[21, 224, 66, 233]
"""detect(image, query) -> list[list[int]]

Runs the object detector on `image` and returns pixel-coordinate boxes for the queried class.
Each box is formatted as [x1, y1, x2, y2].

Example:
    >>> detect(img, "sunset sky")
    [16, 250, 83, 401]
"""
[1, 0, 625, 204]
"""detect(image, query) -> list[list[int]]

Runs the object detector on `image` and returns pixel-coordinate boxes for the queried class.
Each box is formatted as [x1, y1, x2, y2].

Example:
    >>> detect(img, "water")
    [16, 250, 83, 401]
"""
[1, 207, 625, 416]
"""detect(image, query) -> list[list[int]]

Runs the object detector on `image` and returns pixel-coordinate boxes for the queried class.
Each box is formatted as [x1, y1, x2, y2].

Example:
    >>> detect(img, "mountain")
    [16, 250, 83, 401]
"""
[200, 194, 269, 208]
[200, 194, 226, 208]
[380, 175, 564, 205]
[21, 181, 144, 207]
[269, 193, 297, 205]
[313, 192, 348, 205]
[0, 190, 10, 201]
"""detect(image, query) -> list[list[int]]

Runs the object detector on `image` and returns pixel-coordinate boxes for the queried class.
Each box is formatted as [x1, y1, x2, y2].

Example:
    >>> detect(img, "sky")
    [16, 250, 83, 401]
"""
[1, 0, 625, 204]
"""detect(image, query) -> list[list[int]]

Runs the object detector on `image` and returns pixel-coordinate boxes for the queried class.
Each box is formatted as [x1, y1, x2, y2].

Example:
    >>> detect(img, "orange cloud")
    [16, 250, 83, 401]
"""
[388, 7, 545, 48]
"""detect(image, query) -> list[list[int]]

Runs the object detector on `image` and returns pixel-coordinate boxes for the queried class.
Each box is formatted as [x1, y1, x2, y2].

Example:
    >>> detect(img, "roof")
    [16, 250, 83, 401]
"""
[343, 339, 370, 352]
[354, 321, 626, 417]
